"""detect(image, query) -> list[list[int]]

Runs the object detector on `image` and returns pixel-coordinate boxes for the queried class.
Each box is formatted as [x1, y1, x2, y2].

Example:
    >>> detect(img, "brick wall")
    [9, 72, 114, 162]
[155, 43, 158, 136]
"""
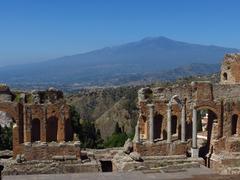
[19, 142, 81, 161]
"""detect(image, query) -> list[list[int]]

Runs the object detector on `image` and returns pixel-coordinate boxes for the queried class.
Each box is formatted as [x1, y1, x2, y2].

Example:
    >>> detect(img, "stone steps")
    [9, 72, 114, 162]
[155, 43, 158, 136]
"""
[113, 153, 204, 172]
[142, 155, 186, 161]
[142, 162, 200, 174]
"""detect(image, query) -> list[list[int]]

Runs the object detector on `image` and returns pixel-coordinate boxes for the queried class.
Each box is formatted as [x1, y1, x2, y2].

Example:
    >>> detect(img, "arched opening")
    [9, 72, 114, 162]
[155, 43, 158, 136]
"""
[171, 115, 177, 135]
[231, 114, 238, 135]
[31, 118, 40, 142]
[223, 72, 228, 81]
[0, 111, 14, 150]
[65, 119, 73, 141]
[196, 108, 217, 166]
[153, 114, 163, 139]
[46, 116, 58, 142]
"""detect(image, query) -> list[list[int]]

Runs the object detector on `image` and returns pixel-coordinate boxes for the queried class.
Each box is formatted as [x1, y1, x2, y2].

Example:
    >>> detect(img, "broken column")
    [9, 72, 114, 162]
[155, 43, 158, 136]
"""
[134, 120, 140, 143]
[147, 104, 154, 143]
[191, 105, 199, 158]
[167, 104, 172, 143]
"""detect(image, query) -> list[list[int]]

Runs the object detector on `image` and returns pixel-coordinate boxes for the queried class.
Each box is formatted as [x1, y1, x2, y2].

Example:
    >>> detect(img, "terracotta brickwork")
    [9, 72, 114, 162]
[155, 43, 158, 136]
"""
[134, 54, 240, 172]
[220, 54, 240, 84]
[0, 86, 80, 161]
[21, 142, 81, 160]
[134, 141, 189, 156]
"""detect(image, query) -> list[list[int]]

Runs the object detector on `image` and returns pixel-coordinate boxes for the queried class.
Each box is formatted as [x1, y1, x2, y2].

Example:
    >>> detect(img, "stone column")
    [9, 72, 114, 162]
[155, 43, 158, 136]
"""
[167, 104, 172, 143]
[191, 106, 199, 158]
[148, 104, 154, 143]
[181, 105, 186, 142]
[135, 121, 140, 143]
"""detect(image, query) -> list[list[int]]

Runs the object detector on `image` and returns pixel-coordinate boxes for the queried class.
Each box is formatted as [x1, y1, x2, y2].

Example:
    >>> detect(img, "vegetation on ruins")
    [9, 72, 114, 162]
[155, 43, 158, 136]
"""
[104, 122, 130, 148]
[70, 106, 133, 148]
[67, 86, 139, 140]
[70, 106, 104, 149]
[0, 125, 12, 150]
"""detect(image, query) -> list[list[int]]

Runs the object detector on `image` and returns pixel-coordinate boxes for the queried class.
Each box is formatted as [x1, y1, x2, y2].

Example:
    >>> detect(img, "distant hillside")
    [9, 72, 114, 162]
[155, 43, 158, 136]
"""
[0, 36, 238, 89]
[66, 86, 139, 139]
[66, 72, 218, 139]
[95, 97, 135, 140]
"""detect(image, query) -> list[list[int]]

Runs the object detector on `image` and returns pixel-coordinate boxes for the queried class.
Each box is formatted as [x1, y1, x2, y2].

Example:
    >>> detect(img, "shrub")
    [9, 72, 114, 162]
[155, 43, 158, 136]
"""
[0, 125, 13, 150]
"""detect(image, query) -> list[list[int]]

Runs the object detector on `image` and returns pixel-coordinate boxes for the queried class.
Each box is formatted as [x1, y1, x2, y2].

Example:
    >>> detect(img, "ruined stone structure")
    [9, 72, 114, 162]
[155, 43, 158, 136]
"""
[0, 85, 81, 161]
[220, 54, 240, 84]
[134, 53, 240, 173]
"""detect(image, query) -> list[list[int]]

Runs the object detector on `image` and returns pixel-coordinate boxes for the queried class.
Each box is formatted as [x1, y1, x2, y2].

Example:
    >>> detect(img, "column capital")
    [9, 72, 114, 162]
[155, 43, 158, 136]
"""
[167, 103, 172, 110]
[191, 102, 197, 110]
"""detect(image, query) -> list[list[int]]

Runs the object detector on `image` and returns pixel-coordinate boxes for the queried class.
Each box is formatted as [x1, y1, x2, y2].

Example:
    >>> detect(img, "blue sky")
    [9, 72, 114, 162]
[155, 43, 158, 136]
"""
[0, 0, 240, 66]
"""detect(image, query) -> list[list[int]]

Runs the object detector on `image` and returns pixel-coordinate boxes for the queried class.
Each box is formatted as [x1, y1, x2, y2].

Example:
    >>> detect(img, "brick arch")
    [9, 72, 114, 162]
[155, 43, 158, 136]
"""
[0, 102, 24, 153]
[171, 115, 178, 135]
[153, 113, 163, 139]
[46, 116, 58, 142]
[64, 118, 73, 141]
[31, 118, 41, 142]
[231, 114, 238, 135]
[195, 105, 219, 119]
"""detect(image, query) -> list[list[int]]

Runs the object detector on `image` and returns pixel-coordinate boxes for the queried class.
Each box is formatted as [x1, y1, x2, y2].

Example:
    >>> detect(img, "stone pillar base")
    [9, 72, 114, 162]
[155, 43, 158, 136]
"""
[148, 140, 154, 144]
[191, 148, 199, 158]
[181, 141, 187, 145]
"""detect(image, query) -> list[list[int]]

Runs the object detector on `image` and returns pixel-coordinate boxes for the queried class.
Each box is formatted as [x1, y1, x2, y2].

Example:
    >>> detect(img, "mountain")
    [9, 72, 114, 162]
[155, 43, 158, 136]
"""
[0, 36, 239, 89]
[67, 86, 139, 139]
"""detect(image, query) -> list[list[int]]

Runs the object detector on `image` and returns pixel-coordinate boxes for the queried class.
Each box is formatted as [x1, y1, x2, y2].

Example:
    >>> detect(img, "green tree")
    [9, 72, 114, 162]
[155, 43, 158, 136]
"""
[96, 129, 104, 149]
[104, 132, 128, 148]
[0, 125, 13, 150]
[104, 122, 129, 148]
[70, 106, 104, 149]
[70, 106, 82, 139]
[114, 122, 122, 134]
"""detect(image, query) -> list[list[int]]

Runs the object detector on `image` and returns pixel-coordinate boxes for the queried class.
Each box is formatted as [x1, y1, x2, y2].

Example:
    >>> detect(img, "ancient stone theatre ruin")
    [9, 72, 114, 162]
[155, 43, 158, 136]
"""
[0, 86, 80, 161]
[133, 54, 240, 172]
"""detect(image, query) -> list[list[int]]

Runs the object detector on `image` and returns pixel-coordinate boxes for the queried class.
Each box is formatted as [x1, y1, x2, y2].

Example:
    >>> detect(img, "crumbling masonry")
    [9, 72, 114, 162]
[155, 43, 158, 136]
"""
[0, 86, 80, 161]
[133, 54, 240, 173]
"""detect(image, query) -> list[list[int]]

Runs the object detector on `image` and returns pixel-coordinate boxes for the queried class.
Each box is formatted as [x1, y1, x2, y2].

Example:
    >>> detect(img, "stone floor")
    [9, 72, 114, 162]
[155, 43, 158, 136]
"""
[4, 166, 237, 180]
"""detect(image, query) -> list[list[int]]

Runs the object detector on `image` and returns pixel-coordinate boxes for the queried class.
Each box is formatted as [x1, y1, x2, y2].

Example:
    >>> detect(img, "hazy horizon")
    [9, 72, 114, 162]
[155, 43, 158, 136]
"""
[1, 0, 240, 66]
